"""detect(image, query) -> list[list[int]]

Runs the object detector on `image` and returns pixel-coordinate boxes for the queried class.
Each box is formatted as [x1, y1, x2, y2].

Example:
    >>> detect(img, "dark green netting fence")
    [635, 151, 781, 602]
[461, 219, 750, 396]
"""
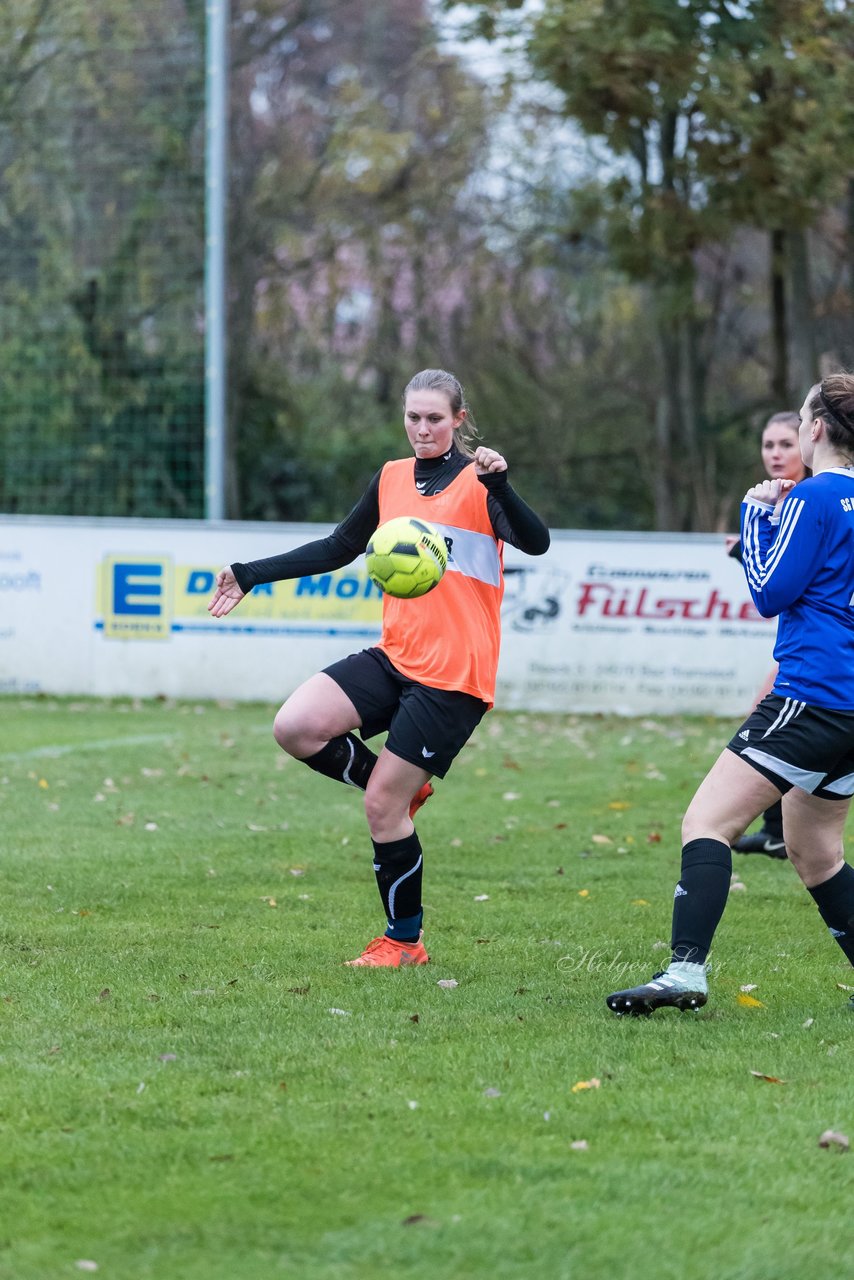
[0, 2, 205, 517]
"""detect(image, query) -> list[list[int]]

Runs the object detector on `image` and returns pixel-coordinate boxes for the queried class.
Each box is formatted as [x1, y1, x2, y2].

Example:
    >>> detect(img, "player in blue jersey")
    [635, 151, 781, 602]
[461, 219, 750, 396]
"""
[607, 372, 854, 1015]
[727, 411, 809, 859]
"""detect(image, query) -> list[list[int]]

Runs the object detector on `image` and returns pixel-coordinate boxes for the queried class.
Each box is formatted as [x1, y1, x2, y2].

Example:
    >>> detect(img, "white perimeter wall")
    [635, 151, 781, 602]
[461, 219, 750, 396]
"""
[0, 516, 776, 716]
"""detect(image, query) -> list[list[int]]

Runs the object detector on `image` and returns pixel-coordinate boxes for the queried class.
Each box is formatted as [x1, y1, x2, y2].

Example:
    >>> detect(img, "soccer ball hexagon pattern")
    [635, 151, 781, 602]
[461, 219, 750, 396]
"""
[366, 516, 448, 599]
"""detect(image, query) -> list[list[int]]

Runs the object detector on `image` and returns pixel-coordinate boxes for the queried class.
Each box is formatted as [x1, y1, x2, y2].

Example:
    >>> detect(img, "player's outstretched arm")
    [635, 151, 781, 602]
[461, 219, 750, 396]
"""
[208, 566, 246, 617]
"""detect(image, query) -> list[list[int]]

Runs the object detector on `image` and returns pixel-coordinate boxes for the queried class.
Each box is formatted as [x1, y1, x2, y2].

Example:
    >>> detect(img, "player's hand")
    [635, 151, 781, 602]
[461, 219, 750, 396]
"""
[208, 567, 246, 617]
[745, 477, 795, 507]
[724, 534, 739, 554]
[474, 446, 507, 476]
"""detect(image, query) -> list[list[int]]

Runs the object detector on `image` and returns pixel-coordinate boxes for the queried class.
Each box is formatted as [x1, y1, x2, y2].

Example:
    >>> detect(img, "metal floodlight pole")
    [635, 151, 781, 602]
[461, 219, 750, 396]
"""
[204, 0, 229, 521]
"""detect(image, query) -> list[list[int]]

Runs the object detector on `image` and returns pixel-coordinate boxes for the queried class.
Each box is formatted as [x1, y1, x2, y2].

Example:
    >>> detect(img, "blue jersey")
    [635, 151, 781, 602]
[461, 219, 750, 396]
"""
[741, 468, 854, 711]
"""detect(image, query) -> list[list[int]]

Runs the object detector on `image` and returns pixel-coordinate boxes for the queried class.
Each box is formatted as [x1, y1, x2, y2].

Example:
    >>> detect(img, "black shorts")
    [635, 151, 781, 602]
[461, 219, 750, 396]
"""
[323, 647, 488, 778]
[726, 694, 854, 799]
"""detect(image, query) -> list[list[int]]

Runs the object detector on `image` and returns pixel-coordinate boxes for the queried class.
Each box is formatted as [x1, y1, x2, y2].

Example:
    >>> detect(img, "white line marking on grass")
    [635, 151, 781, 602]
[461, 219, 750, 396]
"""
[0, 723, 272, 763]
[0, 734, 177, 762]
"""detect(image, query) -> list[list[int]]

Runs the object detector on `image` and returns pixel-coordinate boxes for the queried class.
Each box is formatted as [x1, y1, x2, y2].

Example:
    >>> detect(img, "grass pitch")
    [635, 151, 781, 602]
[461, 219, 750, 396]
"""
[1, 697, 852, 1280]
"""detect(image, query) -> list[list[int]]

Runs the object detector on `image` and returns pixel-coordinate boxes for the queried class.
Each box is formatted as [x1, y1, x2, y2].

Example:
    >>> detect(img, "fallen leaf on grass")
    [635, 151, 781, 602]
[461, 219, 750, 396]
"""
[75, 1263, 99, 1273]
[436, 979, 458, 989]
[836, 982, 854, 992]
[409, 1013, 420, 1023]
[97, 988, 111, 1001]
[571, 1078, 601, 1093]
[750, 1071, 786, 1084]
[578, 889, 590, 899]
[483, 1087, 502, 1098]
[647, 832, 662, 843]
[591, 834, 612, 845]
[570, 1140, 589, 1151]
[608, 801, 631, 811]
[158, 1053, 177, 1062]
[738, 993, 765, 1008]
[287, 986, 309, 996]
[473, 894, 489, 901]
[328, 1008, 351, 1017]
[402, 1214, 438, 1227]
[818, 1130, 849, 1151]
[631, 899, 650, 907]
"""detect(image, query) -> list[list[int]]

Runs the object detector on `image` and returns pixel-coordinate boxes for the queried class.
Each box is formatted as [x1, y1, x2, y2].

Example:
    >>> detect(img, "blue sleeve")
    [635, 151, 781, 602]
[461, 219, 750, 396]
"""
[740, 492, 826, 617]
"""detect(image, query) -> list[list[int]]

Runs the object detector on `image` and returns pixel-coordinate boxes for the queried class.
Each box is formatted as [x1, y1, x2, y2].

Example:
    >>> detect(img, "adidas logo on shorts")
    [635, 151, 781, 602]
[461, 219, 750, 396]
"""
[738, 729, 750, 741]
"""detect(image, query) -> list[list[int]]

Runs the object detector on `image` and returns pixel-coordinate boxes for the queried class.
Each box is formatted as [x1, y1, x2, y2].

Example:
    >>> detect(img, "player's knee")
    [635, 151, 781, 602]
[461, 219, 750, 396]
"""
[363, 777, 406, 835]
[272, 707, 301, 756]
[363, 783, 385, 831]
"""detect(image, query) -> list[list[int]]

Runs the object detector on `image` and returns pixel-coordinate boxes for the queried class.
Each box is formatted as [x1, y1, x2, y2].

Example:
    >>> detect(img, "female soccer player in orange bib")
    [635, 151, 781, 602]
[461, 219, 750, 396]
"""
[209, 369, 549, 965]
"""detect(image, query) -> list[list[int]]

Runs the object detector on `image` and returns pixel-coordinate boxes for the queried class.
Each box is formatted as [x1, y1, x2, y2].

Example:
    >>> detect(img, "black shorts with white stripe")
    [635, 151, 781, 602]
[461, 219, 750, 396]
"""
[727, 694, 854, 799]
[322, 647, 488, 779]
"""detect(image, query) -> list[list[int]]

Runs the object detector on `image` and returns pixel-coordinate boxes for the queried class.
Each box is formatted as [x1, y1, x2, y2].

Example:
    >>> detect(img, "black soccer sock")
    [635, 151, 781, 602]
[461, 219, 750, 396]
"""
[371, 832, 423, 942]
[761, 800, 784, 840]
[302, 734, 377, 790]
[670, 838, 733, 966]
[808, 863, 854, 967]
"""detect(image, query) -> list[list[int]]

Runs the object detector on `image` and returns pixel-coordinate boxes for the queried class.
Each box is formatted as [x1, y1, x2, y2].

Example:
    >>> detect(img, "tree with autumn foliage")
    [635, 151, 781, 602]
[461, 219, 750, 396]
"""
[455, 0, 854, 528]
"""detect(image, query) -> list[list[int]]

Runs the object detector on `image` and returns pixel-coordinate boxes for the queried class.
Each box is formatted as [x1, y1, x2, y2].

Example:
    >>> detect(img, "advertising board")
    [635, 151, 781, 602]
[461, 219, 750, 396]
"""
[0, 517, 775, 714]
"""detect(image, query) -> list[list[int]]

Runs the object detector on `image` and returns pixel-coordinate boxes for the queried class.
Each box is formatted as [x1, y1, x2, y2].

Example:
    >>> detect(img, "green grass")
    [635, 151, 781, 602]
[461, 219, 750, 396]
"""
[1, 697, 852, 1280]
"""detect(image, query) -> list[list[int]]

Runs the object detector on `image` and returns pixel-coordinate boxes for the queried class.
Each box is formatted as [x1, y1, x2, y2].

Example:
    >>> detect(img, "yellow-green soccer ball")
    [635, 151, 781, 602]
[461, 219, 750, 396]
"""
[366, 516, 448, 599]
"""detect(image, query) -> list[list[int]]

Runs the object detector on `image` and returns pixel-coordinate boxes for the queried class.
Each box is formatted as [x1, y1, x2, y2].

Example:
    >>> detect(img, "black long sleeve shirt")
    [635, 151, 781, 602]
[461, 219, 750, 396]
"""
[232, 448, 550, 593]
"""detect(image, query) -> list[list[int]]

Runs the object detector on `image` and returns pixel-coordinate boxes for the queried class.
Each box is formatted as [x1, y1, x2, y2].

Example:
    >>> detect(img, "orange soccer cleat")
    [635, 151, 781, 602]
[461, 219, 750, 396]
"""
[409, 782, 434, 820]
[344, 931, 430, 968]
